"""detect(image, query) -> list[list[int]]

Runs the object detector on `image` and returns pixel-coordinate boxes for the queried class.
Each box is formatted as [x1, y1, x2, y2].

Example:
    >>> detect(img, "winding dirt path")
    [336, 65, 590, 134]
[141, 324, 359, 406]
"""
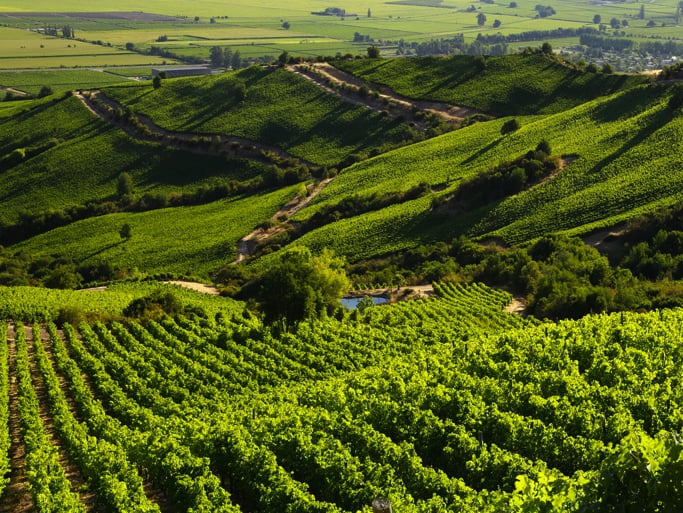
[163, 281, 220, 295]
[290, 63, 479, 127]
[74, 90, 318, 170]
[233, 177, 335, 263]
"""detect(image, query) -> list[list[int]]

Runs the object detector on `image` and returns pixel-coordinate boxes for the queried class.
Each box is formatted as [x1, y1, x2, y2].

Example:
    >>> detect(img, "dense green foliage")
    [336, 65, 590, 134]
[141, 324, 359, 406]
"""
[102, 66, 419, 166]
[14, 185, 300, 278]
[0, 95, 278, 231]
[250, 247, 349, 327]
[335, 54, 649, 115]
[1, 280, 682, 511]
[285, 82, 683, 263]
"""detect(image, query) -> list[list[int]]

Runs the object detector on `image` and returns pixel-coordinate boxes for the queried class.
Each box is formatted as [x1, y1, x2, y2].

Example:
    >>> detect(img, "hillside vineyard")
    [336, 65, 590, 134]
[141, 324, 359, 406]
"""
[0, 283, 679, 511]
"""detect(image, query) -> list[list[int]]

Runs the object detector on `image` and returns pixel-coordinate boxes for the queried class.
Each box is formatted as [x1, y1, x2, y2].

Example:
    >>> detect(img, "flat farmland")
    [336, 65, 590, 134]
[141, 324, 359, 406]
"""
[0, 69, 130, 94]
[0, 26, 174, 69]
[0, 0, 679, 71]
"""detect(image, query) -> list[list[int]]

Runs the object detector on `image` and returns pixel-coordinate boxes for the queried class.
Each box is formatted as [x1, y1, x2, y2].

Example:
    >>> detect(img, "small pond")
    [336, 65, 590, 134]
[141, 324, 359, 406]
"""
[340, 295, 389, 309]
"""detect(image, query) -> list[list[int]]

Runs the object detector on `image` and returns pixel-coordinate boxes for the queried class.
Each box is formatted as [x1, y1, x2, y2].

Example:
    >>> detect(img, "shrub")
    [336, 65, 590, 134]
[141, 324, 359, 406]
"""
[501, 118, 520, 134]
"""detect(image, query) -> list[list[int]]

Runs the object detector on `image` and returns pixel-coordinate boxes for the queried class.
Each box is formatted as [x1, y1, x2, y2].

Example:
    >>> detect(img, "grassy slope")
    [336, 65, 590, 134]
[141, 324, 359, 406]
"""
[291, 115, 539, 221]
[0, 95, 272, 225]
[284, 83, 683, 260]
[102, 66, 418, 166]
[335, 54, 649, 115]
[13, 186, 299, 278]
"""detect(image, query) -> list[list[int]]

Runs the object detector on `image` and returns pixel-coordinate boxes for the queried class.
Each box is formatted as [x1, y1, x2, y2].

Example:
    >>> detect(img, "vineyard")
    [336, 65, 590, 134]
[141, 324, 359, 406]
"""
[101, 67, 419, 167]
[0, 282, 680, 512]
[334, 54, 649, 116]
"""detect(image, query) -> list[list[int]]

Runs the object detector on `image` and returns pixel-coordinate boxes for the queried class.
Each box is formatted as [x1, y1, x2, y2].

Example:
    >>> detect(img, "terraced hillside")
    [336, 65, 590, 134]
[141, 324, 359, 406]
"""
[101, 66, 420, 167]
[335, 54, 650, 116]
[0, 283, 679, 512]
[2, 53, 681, 280]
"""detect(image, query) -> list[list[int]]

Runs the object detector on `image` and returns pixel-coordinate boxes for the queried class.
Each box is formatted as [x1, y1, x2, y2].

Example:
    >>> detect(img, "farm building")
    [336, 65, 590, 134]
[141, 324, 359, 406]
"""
[152, 67, 211, 78]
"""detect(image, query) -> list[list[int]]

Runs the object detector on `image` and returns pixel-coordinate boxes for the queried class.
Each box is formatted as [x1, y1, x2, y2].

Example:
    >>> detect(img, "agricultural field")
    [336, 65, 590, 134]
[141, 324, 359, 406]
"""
[0, 26, 173, 70]
[0, 94, 278, 226]
[285, 81, 683, 259]
[334, 54, 650, 115]
[14, 185, 301, 277]
[0, 0, 679, 70]
[0, 69, 130, 95]
[101, 66, 419, 166]
[0, 2, 682, 510]
[0, 282, 679, 511]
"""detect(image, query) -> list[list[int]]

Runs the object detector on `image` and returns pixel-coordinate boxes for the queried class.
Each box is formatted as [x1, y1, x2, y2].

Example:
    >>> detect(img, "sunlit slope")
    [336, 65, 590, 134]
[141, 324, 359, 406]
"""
[287, 84, 682, 258]
[13, 186, 299, 277]
[336, 54, 649, 115]
[102, 66, 418, 167]
[0, 95, 267, 226]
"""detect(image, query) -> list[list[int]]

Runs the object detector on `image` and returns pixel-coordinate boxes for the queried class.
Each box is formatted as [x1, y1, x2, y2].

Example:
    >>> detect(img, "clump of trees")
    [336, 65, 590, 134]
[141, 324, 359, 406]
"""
[443, 141, 560, 209]
[534, 4, 556, 18]
[123, 290, 184, 319]
[0, 248, 130, 289]
[303, 183, 431, 232]
[249, 247, 349, 328]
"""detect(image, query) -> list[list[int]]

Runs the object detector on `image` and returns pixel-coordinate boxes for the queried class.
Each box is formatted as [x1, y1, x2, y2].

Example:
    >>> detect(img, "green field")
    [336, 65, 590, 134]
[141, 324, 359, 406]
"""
[0, 282, 679, 511]
[14, 185, 300, 277]
[0, 4, 683, 511]
[288, 83, 683, 258]
[3, 53, 680, 276]
[0, 69, 130, 94]
[335, 54, 650, 115]
[101, 66, 419, 166]
[0, 0, 678, 70]
[0, 26, 174, 69]
[0, 95, 278, 226]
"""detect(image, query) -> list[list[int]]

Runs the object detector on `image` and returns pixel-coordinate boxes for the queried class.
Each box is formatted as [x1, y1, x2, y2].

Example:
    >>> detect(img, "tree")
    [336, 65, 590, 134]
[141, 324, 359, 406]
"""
[278, 50, 289, 65]
[509, 1, 517, 6]
[493, 19, 501, 28]
[541, 41, 553, 54]
[210, 46, 224, 68]
[194, 16, 200, 22]
[639, 4, 645, 19]
[38, 85, 53, 98]
[152, 75, 162, 89]
[601, 62, 614, 74]
[501, 118, 520, 134]
[125, 42, 135, 51]
[231, 50, 242, 69]
[536, 139, 551, 155]
[119, 223, 132, 240]
[223, 47, 233, 67]
[477, 12, 487, 26]
[117, 172, 134, 197]
[45, 265, 82, 289]
[610, 17, 621, 28]
[255, 247, 350, 328]
[282, 20, 290, 29]
[586, 62, 599, 72]
[368, 8, 371, 17]
[593, 14, 601, 24]
[367, 45, 380, 58]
